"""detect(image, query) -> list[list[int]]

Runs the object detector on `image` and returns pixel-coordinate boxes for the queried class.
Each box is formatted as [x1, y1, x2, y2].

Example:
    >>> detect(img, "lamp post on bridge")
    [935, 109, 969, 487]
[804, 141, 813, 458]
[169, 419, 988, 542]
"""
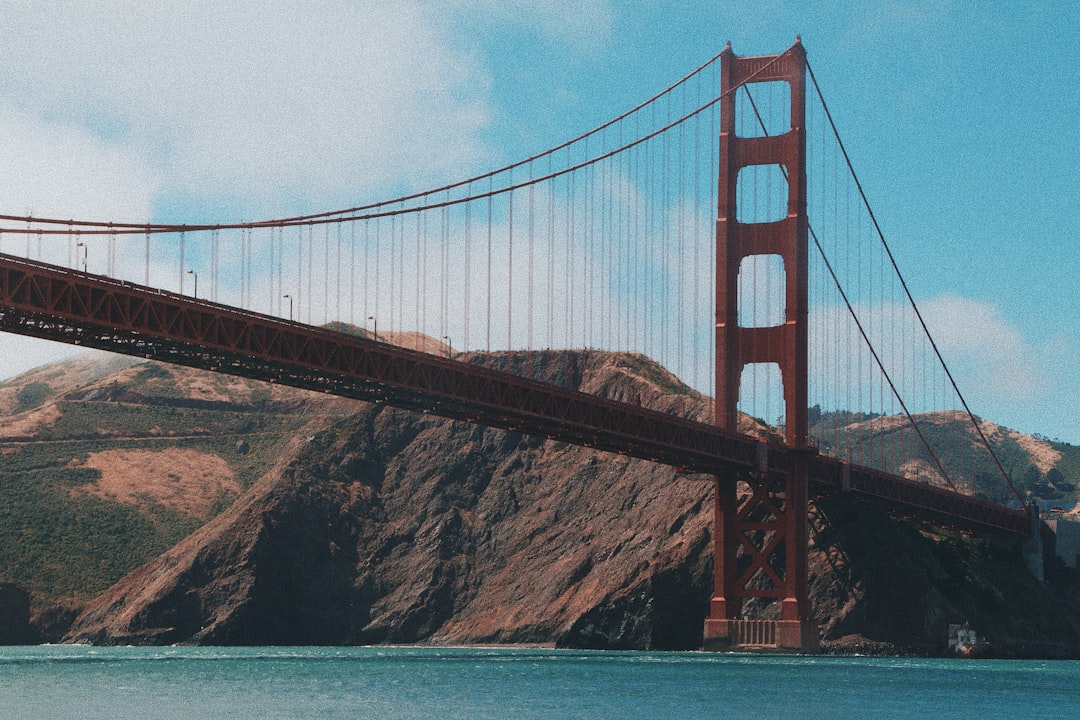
[186, 269, 198, 299]
[367, 315, 377, 342]
[443, 335, 452, 359]
[76, 242, 87, 272]
[283, 294, 293, 321]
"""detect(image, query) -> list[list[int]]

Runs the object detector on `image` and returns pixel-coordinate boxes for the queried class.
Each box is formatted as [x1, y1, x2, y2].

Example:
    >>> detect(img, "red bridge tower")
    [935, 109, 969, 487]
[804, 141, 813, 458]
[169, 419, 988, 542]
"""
[704, 39, 819, 651]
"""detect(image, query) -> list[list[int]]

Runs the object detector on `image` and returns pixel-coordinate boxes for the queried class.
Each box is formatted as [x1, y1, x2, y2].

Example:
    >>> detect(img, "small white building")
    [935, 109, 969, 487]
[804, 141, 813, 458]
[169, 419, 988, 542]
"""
[947, 623, 982, 656]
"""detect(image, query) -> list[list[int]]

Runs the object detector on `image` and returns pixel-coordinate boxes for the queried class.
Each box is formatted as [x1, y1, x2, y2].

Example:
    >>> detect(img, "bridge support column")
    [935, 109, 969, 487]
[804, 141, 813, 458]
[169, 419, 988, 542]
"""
[702, 451, 818, 652]
[705, 39, 817, 652]
[776, 450, 818, 651]
[702, 475, 739, 648]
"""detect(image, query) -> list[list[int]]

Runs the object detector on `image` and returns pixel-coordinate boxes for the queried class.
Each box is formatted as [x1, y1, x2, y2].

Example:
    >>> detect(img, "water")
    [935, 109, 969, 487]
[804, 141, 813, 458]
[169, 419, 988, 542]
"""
[1, 645, 1078, 719]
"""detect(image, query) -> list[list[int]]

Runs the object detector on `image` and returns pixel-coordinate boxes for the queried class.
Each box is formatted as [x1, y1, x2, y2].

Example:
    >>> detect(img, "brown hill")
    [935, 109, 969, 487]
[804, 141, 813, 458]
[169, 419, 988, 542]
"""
[0, 349, 364, 635]
[64, 351, 716, 648]
[3, 346, 1080, 653]
[60, 350, 1080, 655]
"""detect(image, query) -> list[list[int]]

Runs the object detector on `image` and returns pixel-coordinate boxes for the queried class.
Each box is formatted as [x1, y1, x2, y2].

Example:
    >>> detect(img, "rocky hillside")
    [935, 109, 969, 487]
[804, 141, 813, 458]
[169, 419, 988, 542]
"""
[2, 345, 1080, 654]
[62, 350, 717, 649]
[0, 349, 364, 634]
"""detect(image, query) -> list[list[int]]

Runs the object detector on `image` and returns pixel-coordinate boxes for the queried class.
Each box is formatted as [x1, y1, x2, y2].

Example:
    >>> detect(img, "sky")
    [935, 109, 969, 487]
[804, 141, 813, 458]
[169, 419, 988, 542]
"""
[0, 1, 1076, 444]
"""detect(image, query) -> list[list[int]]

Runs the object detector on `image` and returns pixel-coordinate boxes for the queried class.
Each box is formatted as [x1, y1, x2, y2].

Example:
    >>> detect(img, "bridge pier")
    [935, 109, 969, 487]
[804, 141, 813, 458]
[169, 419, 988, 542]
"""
[702, 451, 819, 653]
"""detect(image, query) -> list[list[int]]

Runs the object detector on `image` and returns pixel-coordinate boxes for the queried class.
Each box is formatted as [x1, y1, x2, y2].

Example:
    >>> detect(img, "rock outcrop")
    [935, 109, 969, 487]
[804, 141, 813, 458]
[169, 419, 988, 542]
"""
[57, 350, 1080, 654]
[0, 583, 33, 645]
[67, 352, 716, 648]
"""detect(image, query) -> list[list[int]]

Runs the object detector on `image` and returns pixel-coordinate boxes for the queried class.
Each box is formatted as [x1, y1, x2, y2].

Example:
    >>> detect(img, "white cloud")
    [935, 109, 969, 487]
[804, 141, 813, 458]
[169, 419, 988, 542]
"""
[0, 0, 622, 381]
[0, 1, 617, 226]
[804, 292, 1059, 434]
[919, 294, 1047, 403]
[0, 108, 157, 221]
[0, 2, 498, 221]
[0, 1, 635, 384]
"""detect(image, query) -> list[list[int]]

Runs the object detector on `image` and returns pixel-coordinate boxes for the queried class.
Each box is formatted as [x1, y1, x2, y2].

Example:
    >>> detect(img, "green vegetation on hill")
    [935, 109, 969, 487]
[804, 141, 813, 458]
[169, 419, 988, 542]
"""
[14, 382, 51, 413]
[1051, 441, 1080, 492]
[811, 408, 1078, 507]
[616, 354, 693, 395]
[0, 466, 197, 600]
[0, 360, 355, 609]
[127, 363, 183, 398]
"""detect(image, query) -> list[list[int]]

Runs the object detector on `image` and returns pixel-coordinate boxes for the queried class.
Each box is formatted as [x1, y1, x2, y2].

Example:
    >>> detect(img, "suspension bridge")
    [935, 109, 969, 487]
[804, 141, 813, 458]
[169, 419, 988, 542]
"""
[0, 39, 1031, 651]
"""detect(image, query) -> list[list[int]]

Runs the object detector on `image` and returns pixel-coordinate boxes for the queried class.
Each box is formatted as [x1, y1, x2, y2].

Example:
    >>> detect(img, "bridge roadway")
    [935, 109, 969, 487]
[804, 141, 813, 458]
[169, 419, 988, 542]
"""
[0, 253, 1029, 535]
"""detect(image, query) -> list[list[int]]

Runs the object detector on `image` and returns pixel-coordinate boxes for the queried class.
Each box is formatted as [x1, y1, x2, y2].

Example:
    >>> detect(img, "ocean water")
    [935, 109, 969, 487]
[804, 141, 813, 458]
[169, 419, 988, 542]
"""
[1, 645, 1078, 719]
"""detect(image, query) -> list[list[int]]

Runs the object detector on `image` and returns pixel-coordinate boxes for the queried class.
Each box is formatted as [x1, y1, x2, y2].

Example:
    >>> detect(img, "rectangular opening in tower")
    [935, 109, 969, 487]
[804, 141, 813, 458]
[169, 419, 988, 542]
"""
[736, 164, 788, 224]
[737, 253, 786, 328]
[738, 361, 784, 431]
[735, 81, 791, 138]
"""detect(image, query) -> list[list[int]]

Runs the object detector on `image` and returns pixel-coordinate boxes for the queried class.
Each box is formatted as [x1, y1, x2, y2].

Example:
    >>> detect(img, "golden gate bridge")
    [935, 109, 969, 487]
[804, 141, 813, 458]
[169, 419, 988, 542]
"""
[0, 39, 1030, 651]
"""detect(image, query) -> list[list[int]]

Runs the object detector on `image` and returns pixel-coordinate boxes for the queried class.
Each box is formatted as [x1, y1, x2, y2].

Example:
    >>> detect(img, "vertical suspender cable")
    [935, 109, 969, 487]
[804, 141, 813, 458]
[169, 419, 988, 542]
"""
[388, 214, 396, 338]
[528, 175, 535, 357]
[336, 224, 342, 322]
[415, 209, 422, 351]
[547, 157, 555, 351]
[179, 231, 185, 295]
[324, 224, 330, 325]
[465, 193, 472, 353]
[349, 223, 356, 327]
[508, 183, 514, 353]
[398, 210, 406, 342]
[442, 194, 450, 350]
[487, 179, 493, 361]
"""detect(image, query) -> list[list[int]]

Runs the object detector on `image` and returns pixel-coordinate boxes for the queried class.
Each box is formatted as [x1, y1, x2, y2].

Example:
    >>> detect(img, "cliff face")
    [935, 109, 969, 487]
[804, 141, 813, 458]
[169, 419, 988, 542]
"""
[808, 497, 1080, 656]
[67, 352, 716, 649]
[11, 348, 1077, 654]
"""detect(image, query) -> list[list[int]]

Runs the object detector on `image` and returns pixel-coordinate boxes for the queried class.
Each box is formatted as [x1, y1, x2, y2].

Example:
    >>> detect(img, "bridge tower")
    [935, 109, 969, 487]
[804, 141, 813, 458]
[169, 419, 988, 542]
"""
[703, 39, 819, 651]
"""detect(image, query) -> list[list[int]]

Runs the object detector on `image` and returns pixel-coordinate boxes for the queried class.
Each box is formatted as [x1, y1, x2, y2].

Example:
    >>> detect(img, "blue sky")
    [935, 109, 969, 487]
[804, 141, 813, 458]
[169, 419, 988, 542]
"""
[0, 1, 1076, 443]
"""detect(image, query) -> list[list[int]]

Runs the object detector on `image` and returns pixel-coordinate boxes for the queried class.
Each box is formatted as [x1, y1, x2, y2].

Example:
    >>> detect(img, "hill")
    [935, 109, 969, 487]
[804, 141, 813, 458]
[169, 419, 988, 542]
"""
[2, 346, 1080, 654]
[0, 349, 364, 634]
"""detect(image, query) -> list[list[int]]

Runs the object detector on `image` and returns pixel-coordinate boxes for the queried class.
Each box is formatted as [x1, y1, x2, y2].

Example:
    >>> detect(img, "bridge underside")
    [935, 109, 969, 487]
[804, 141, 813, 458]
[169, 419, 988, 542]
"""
[0, 253, 1030, 537]
[0, 253, 783, 477]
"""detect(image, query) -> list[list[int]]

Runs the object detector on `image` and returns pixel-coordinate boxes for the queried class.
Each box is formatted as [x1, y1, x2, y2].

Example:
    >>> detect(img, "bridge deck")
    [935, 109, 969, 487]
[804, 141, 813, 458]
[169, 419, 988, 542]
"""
[0, 253, 1029, 535]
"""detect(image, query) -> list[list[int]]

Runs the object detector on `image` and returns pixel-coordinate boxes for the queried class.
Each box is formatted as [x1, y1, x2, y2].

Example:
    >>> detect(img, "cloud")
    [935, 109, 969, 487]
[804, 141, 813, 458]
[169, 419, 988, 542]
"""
[0, 108, 157, 222]
[803, 291, 1060, 436]
[918, 294, 1048, 403]
[0, 1, 617, 225]
[0, 2, 497, 221]
[0, 1, 624, 382]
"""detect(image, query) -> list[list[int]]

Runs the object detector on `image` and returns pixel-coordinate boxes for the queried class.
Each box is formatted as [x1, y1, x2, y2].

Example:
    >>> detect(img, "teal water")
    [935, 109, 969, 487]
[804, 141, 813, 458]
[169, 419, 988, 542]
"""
[1, 646, 1078, 719]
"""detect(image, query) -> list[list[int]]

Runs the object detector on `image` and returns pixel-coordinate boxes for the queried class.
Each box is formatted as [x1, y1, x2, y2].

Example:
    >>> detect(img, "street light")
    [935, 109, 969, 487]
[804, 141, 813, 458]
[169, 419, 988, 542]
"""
[443, 335, 452, 358]
[283, 294, 293, 321]
[367, 315, 377, 342]
[76, 242, 87, 272]
[186, 269, 198, 299]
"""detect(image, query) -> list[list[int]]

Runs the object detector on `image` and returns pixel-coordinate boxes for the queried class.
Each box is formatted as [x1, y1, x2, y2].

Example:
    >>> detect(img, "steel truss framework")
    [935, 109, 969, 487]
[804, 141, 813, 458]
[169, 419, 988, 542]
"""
[0, 250, 1031, 542]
